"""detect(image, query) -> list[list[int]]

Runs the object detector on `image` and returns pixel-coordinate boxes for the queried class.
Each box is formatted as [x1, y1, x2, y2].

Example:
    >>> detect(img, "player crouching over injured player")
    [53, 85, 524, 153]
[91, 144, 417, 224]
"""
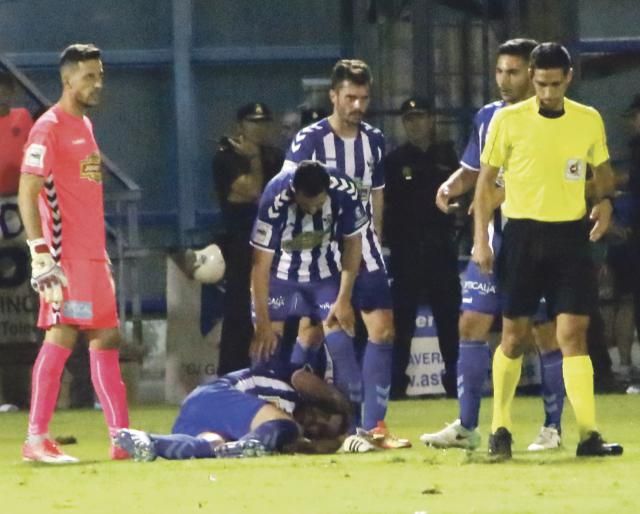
[114, 363, 354, 461]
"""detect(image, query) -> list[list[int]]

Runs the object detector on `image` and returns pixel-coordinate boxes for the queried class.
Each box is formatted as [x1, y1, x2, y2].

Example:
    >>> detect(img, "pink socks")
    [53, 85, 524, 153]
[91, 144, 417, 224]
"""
[89, 348, 129, 437]
[28, 342, 72, 437]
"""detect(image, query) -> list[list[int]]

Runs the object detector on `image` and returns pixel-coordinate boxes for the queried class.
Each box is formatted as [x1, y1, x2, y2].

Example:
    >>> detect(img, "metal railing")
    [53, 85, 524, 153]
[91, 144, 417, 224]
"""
[0, 52, 143, 329]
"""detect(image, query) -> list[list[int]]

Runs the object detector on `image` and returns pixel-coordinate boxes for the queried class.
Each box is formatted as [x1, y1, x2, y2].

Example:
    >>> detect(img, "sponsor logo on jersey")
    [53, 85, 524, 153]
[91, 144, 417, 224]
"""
[24, 143, 46, 169]
[463, 280, 496, 295]
[354, 205, 368, 228]
[318, 302, 332, 311]
[282, 229, 329, 251]
[565, 158, 584, 181]
[268, 296, 286, 309]
[353, 177, 371, 202]
[253, 220, 273, 246]
[79, 152, 102, 183]
[62, 300, 93, 320]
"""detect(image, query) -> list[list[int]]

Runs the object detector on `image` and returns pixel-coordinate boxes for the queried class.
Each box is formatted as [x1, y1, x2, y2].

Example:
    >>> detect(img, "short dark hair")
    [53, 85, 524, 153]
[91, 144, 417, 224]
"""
[293, 161, 330, 197]
[0, 70, 15, 90]
[530, 42, 572, 74]
[59, 43, 101, 69]
[497, 38, 538, 61]
[330, 59, 372, 89]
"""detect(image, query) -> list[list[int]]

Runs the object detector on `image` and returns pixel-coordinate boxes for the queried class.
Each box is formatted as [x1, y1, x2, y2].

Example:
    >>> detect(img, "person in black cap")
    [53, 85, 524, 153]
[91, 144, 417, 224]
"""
[212, 102, 284, 374]
[383, 97, 461, 398]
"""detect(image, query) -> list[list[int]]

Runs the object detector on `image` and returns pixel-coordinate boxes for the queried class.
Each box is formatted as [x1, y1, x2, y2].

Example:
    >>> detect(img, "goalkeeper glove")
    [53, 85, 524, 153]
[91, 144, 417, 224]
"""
[28, 238, 68, 304]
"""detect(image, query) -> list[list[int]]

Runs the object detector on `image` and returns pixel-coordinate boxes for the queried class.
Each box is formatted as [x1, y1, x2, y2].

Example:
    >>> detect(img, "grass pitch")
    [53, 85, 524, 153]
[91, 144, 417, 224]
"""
[0, 395, 637, 514]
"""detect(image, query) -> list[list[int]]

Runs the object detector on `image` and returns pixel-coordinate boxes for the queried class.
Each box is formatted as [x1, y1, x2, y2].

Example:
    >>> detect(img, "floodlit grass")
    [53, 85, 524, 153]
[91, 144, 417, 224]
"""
[0, 395, 637, 514]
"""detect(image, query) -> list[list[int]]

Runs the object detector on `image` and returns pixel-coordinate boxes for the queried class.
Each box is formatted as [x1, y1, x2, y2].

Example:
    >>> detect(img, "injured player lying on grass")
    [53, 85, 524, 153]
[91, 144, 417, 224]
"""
[114, 363, 392, 461]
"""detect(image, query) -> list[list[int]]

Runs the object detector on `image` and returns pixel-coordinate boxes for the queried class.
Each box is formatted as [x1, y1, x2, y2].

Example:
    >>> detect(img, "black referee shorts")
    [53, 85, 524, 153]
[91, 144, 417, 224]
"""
[497, 218, 597, 319]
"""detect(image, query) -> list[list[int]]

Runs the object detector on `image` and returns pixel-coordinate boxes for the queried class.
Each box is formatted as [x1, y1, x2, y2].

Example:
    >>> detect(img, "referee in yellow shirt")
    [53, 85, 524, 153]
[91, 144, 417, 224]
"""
[473, 42, 623, 458]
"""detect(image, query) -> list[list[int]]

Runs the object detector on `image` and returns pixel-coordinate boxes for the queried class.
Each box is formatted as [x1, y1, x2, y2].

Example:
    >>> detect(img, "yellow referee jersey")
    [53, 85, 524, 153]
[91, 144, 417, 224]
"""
[480, 96, 609, 221]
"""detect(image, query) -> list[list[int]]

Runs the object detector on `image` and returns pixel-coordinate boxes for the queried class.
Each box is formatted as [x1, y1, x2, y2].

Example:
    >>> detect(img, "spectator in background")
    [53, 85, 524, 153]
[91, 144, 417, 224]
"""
[596, 191, 638, 382]
[300, 107, 327, 128]
[279, 108, 328, 150]
[0, 71, 33, 197]
[624, 95, 640, 356]
[279, 109, 300, 150]
[212, 102, 284, 375]
[383, 97, 460, 398]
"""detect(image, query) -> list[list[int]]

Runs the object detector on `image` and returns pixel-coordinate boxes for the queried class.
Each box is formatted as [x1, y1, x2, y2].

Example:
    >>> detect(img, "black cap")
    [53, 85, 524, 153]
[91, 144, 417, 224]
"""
[400, 97, 431, 116]
[236, 102, 273, 122]
[623, 94, 640, 117]
[301, 107, 328, 126]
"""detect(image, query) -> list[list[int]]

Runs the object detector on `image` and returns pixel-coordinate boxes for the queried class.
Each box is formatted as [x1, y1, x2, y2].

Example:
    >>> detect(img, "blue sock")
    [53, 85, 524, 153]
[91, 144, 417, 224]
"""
[540, 349, 565, 431]
[361, 341, 392, 430]
[241, 419, 300, 452]
[325, 330, 362, 429]
[290, 339, 320, 368]
[457, 341, 491, 430]
[150, 433, 216, 460]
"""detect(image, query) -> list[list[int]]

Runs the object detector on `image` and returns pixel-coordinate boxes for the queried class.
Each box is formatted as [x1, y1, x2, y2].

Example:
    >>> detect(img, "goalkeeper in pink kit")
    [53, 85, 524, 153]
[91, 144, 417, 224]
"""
[18, 44, 129, 463]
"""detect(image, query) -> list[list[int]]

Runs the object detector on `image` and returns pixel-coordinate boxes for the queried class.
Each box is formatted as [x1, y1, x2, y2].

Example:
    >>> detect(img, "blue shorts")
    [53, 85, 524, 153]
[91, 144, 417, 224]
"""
[461, 259, 500, 315]
[353, 268, 393, 311]
[256, 275, 340, 322]
[461, 229, 501, 315]
[171, 379, 265, 439]
[461, 231, 551, 324]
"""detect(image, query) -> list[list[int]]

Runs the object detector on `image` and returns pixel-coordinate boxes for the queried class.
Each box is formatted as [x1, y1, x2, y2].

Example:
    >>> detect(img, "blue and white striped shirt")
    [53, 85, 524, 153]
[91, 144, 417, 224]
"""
[282, 118, 386, 272]
[460, 100, 506, 232]
[251, 166, 368, 283]
[223, 366, 300, 415]
[460, 100, 505, 172]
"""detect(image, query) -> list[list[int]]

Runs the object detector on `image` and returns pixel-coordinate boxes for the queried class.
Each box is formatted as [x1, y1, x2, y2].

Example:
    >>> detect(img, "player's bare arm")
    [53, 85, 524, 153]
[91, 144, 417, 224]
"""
[250, 247, 278, 360]
[435, 166, 478, 213]
[18, 172, 69, 304]
[325, 233, 361, 336]
[472, 162, 499, 274]
[588, 160, 616, 241]
[371, 188, 384, 237]
[17, 173, 45, 240]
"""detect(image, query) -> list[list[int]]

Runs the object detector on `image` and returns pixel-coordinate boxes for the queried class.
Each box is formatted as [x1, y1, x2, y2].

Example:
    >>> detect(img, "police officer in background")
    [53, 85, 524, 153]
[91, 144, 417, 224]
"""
[212, 102, 284, 374]
[383, 97, 461, 398]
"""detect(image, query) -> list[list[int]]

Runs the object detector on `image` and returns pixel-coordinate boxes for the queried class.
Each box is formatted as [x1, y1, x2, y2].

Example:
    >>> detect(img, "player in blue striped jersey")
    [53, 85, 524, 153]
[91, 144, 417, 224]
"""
[421, 39, 566, 452]
[249, 160, 367, 412]
[281, 60, 399, 444]
[113, 359, 352, 460]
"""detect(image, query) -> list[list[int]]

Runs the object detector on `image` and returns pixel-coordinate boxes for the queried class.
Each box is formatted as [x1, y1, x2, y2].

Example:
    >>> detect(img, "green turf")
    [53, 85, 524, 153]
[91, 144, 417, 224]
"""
[1, 395, 637, 514]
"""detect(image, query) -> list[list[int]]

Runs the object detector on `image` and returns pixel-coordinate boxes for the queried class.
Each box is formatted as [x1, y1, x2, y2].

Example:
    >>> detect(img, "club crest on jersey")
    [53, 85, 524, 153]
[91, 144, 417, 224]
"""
[80, 152, 103, 183]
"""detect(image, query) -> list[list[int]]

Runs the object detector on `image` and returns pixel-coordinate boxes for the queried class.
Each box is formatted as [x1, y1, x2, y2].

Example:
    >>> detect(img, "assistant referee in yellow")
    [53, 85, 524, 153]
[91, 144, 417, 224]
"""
[473, 42, 623, 458]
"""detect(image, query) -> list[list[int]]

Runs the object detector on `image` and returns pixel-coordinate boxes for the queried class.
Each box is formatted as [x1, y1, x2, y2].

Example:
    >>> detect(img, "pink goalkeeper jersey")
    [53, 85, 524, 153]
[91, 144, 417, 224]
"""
[21, 105, 106, 260]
